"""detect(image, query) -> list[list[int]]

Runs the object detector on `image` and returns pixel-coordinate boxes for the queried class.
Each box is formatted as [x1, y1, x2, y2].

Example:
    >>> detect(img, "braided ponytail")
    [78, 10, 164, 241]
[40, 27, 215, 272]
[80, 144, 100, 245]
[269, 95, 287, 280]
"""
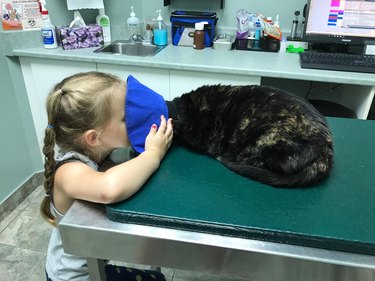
[40, 88, 64, 226]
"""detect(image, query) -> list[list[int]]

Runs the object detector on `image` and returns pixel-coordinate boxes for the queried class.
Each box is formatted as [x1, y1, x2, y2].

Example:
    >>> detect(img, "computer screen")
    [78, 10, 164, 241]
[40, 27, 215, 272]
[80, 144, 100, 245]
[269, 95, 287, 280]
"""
[303, 0, 375, 46]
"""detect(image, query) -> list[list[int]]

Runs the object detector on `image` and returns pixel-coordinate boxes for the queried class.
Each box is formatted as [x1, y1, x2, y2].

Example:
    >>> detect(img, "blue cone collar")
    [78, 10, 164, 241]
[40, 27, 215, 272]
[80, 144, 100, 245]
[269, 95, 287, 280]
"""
[125, 75, 168, 153]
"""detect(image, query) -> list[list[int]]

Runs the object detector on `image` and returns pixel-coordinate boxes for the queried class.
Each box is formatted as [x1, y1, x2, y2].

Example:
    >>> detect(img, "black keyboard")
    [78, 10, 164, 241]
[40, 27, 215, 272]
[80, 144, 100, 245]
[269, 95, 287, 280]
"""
[299, 51, 375, 74]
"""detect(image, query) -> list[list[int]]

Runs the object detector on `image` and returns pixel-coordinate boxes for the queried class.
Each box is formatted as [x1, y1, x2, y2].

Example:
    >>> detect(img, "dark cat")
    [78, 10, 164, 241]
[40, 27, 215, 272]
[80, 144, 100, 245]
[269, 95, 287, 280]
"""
[166, 84, 334, 187]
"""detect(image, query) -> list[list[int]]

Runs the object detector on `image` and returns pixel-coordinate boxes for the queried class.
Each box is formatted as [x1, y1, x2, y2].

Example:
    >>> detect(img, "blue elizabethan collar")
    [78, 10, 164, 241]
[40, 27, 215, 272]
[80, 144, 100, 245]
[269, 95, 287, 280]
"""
[125, 75, 168, 153]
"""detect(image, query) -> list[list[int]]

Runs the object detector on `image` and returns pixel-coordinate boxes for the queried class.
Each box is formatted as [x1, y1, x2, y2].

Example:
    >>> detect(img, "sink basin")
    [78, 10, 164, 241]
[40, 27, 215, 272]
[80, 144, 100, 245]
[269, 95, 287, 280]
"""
[94, 40, 166, 57]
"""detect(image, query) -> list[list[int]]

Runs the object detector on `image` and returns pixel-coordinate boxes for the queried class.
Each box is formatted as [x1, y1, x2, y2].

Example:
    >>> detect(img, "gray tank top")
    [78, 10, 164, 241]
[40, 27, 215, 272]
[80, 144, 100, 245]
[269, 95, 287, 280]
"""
[45, 151, 98, 281]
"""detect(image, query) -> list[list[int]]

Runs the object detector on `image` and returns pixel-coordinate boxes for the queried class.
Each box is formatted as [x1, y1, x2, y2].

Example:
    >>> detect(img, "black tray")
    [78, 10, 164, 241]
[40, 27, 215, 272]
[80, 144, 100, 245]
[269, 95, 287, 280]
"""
[235, 37, 280, 52]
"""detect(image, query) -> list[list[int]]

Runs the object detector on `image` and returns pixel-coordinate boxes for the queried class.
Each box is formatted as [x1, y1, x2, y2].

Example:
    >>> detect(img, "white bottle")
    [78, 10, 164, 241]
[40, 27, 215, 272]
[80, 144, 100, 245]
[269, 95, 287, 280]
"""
[274, 14, 280, 28]
[127, 6, 140, 38]
[41, 11, 58, 49]
[96, 8, 111, 43]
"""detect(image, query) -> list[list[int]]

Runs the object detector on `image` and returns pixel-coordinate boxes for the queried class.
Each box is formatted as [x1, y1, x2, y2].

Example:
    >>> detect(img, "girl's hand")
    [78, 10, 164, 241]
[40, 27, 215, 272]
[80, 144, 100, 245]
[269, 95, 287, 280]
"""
[144, 115, 173, 161]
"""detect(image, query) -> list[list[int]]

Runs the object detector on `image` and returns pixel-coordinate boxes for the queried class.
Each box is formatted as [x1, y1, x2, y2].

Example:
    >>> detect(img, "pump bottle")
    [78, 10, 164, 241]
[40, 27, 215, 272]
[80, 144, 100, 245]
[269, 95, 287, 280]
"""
[40, 9, 58, 49]
[193, 21, 208, 50]
[96, 8, 111, 43]
[127, 6, 140, 38]
[153, 10, 168, 46]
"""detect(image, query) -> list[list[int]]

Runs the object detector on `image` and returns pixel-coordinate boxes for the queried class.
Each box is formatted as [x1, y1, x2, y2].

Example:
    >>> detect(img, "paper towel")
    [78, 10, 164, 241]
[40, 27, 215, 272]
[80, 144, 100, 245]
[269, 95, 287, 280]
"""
[66, 0, 104, 10]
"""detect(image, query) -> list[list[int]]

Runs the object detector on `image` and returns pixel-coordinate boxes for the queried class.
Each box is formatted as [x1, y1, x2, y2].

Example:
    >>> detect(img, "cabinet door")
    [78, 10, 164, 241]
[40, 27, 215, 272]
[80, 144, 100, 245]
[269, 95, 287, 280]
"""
[170, 70, 261, 99]
[20, 57, 96, 156]
[97, 64, 170, 99]
[333, 85, 374, 120]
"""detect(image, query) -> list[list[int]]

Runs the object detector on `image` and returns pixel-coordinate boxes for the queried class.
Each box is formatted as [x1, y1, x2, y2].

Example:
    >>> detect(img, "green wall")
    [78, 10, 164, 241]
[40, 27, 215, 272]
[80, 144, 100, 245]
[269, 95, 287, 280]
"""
[0, 45, 41, 203]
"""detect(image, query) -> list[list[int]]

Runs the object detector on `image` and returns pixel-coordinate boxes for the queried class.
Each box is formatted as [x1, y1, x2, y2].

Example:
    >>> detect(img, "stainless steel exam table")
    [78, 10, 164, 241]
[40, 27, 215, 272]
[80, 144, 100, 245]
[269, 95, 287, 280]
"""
[59, 117, 375, 281]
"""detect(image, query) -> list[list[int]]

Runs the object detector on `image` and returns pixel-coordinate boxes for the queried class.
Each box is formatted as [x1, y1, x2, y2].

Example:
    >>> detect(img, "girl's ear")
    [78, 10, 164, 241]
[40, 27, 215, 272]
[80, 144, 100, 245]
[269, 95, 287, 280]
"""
[83, 129, 100, 147]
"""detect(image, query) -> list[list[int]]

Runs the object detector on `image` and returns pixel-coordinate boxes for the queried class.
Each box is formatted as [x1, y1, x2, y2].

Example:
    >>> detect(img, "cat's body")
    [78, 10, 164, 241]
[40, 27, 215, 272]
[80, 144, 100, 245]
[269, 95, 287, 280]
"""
[167, 84, 334, 187]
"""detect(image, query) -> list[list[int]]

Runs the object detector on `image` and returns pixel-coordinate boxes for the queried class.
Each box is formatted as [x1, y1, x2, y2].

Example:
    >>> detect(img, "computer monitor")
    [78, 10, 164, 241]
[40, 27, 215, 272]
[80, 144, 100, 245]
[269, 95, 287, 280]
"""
[303, 0, 375, 52]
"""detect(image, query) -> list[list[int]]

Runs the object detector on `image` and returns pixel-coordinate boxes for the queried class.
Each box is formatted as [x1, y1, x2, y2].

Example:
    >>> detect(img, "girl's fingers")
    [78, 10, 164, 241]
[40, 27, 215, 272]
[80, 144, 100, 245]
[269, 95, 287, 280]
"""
[154, 116, 173, 139]
[157, 115, 167, 133]
[149, 124, 157, 134]
[166, 118, 173, 135]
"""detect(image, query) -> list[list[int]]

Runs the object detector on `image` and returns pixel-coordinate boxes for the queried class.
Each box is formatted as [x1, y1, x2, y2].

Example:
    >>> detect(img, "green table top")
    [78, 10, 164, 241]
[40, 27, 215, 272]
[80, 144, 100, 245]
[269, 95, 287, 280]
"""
[106, 117, 375, 255]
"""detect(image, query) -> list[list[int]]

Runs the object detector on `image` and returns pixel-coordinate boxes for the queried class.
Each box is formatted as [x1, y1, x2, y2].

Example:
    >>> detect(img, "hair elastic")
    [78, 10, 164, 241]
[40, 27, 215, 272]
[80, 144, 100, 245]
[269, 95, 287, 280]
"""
[47, 124, 54, 129]
[44, 191, 51, 198]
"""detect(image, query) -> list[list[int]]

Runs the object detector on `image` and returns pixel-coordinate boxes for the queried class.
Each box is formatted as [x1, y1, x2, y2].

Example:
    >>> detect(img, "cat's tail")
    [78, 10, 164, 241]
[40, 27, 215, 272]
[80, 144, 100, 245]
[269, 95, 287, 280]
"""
[217, 149, 334, 187]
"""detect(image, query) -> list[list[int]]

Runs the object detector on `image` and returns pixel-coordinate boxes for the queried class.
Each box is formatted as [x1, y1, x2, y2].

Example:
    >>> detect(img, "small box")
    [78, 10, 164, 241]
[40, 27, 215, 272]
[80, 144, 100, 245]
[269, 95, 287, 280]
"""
[213, 34, 235, 51]
[58, 24, 104, 50]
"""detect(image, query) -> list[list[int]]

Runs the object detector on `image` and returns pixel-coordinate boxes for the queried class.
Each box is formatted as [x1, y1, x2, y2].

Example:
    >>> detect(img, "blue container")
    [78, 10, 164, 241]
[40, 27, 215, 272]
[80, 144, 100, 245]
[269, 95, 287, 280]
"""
[154, 29, 168, 46]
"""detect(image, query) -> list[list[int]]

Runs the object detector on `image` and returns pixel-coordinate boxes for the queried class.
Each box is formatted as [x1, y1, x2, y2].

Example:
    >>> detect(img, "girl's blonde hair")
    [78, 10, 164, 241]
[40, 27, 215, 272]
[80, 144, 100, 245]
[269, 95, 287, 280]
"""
[41, 71, 123, 226]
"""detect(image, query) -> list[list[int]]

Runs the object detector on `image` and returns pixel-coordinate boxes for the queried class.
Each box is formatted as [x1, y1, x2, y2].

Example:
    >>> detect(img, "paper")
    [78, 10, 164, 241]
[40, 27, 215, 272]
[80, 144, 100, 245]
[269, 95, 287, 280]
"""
[66, 0, 103, 10]
[1, 0, 42, 30]
[365, 44, 375, 55]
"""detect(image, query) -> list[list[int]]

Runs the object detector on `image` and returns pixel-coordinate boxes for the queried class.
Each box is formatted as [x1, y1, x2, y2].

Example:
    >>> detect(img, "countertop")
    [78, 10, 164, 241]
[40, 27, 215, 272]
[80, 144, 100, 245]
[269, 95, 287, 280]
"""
[11, 39, 375, 87]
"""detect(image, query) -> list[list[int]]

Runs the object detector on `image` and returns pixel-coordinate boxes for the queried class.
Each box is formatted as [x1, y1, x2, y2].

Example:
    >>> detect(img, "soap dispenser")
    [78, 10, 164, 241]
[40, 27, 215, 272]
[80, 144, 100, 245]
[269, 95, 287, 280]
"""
[96, 8, 111, 43]
[193, 21, 208, 50]
[127, 6, 140, 38]
[153, 10, 168, 46]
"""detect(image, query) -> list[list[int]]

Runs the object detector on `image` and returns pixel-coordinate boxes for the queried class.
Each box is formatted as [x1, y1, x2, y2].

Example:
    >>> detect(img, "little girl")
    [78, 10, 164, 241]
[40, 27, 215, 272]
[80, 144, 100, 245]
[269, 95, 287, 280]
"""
[40, 71, 173, 281]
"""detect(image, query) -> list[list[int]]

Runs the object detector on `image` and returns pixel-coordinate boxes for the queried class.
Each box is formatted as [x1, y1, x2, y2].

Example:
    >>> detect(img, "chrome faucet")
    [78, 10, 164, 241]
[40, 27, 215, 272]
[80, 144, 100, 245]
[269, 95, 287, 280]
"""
[131, 34, 144, 43]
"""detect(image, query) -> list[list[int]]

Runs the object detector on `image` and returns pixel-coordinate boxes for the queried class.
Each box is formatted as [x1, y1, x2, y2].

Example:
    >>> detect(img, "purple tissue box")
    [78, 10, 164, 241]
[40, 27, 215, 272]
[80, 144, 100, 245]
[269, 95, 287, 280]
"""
[58, 24, 104, 50]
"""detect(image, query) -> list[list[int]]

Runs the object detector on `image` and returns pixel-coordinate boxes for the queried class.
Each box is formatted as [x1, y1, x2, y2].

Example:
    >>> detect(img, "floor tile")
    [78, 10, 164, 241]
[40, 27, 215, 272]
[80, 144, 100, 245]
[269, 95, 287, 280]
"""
[0, 175, 42, 223]
[0, 199, 28, 234]
[27, 254, 47, 281]
[0, 244, 45, 281]
[0, 202, 51, 252]
[25, 185, 44, 204]
[173, 278, 196, 281]
[0, 185, 44, 234]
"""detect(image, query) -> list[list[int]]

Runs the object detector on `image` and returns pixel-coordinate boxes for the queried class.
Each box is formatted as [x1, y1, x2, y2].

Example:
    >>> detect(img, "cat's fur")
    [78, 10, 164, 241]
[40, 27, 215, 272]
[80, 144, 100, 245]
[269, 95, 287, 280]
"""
[167, 84, 334, 187]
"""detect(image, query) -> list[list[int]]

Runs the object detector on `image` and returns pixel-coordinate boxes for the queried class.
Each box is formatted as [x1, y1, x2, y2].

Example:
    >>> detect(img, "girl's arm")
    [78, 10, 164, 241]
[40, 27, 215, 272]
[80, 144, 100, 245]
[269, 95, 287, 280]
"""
[54, 117, 173, 208]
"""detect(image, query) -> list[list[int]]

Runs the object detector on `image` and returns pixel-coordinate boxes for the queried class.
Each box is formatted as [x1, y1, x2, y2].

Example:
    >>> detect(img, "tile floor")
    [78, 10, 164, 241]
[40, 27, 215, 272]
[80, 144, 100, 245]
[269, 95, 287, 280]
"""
[0, 186, 247, 281]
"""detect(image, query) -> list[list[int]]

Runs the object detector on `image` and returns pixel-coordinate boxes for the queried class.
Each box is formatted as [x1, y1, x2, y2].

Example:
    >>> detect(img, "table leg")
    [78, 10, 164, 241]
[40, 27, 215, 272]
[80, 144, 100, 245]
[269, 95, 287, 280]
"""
[87, 258, 106, 281]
